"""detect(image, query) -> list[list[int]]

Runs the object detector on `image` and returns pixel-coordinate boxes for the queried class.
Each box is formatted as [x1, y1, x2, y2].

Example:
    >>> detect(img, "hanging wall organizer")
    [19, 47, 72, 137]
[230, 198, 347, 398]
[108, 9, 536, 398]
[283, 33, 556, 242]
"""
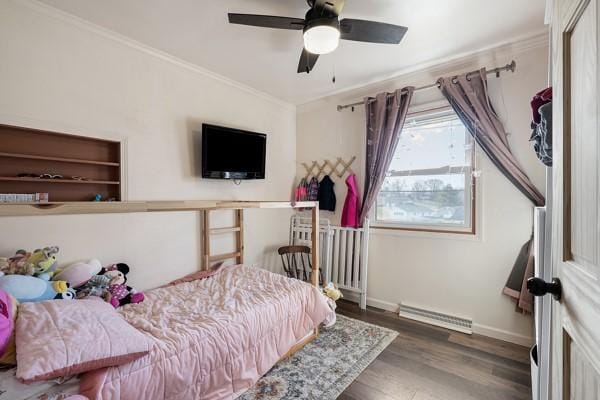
[301, 156, 356, 180]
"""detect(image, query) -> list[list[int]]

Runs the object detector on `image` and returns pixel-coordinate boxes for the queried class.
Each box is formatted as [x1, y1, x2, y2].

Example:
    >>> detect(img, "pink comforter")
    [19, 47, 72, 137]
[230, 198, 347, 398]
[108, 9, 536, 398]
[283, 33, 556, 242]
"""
[80, 265, 332, 400]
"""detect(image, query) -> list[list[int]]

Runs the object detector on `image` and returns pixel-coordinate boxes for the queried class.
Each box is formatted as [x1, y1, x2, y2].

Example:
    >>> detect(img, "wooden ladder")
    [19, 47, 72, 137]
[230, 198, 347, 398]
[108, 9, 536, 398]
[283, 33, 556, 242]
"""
[202, 209, 244, 269]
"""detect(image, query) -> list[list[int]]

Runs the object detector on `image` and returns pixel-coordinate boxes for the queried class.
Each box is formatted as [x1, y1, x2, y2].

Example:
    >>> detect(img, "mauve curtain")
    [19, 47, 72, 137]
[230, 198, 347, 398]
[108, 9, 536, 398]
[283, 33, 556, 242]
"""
[359, 87, 414, 224]
[437, 69, 544, 206]
[437, 68, 544, 313]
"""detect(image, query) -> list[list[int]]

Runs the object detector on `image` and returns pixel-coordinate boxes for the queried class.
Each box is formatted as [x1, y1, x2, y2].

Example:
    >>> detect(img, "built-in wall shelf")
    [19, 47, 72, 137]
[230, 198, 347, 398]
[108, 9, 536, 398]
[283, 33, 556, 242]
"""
[0, 124, 122, 202]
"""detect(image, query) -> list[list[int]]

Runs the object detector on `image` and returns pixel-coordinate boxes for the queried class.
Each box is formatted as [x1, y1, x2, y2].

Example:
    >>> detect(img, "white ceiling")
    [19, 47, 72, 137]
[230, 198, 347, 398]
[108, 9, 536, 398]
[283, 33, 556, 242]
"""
[39, 0, 547, 105]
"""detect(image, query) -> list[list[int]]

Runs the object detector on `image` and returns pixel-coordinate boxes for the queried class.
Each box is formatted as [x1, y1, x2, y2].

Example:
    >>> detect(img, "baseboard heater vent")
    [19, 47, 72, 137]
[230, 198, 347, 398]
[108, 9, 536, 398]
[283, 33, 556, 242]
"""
[398, 303, 473, 334]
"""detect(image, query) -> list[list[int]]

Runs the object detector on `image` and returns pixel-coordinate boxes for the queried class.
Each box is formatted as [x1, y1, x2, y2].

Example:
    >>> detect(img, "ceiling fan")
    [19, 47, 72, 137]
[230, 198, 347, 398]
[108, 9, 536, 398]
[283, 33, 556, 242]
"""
[228, 0, 408, 74]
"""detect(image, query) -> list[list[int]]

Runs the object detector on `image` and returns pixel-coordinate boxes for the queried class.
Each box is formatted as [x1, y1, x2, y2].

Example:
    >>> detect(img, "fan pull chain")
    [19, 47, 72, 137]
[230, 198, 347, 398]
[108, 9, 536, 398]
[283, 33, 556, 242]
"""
[332, 61, 336, 84]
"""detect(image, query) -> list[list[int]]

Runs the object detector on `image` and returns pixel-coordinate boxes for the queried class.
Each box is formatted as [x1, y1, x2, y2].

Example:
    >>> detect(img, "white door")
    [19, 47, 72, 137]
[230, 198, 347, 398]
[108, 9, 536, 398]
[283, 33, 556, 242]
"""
[548, 0, 600, 398]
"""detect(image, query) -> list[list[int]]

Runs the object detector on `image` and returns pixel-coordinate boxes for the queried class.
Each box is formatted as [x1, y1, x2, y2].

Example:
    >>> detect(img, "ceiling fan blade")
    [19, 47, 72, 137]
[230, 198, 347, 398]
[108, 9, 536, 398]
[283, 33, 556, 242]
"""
[297, 49, 319, 74]
[313, 0, 345, 16]
[340, 19, 408, 44]
[228, 14, 305, 30]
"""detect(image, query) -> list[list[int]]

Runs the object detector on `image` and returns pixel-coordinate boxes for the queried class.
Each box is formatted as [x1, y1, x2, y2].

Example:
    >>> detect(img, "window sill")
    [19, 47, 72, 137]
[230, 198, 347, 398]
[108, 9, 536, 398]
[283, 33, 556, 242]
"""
[370, 224, 481, 242]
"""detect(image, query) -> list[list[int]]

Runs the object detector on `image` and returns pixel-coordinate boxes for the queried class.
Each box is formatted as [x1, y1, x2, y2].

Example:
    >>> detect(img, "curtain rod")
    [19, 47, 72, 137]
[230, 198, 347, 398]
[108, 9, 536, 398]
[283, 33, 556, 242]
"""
[336, 60, 516, 112]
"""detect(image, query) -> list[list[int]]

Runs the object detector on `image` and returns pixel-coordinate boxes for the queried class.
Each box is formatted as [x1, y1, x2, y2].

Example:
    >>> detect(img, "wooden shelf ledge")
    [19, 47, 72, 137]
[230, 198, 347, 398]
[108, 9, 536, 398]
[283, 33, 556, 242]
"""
[0, 152, 120, 167]
[0, 200, 318, 217]
[0, 177, 119, 185]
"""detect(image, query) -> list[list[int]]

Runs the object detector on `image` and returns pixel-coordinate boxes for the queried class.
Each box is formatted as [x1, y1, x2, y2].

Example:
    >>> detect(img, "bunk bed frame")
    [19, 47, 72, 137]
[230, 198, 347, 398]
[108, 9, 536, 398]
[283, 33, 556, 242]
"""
[0, 200, 322, 355]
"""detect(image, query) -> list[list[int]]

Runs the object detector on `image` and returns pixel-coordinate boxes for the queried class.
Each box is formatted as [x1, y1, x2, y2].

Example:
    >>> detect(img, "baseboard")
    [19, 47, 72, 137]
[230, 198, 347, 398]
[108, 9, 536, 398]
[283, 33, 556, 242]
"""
[341, 292, 533, 347]
[341, 290, 399, 312]
[472, 323, 534, 347]
[364, 297, 399, 313]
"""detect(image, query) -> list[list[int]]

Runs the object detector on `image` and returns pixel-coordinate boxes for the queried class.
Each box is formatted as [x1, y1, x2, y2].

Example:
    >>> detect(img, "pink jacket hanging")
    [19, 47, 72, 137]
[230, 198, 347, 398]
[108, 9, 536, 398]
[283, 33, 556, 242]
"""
[341, 173, 360, 228]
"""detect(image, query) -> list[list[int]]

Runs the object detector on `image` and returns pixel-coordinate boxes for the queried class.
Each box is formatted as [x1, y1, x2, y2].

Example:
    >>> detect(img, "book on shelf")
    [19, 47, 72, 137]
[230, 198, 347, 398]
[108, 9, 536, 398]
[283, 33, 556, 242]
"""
[0, 193, 49, 203]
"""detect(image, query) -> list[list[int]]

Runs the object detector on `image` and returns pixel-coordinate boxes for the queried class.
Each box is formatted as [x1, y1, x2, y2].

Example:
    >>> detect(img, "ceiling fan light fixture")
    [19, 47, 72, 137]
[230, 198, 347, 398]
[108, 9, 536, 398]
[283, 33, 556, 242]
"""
[228, 2, 408, 74]
[303, 24, 340, 55]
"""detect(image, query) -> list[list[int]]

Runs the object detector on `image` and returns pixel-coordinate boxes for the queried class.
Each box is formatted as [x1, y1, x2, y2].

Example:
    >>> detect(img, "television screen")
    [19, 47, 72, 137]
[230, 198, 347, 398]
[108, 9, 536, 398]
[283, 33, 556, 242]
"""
[202, 124, 266, 180]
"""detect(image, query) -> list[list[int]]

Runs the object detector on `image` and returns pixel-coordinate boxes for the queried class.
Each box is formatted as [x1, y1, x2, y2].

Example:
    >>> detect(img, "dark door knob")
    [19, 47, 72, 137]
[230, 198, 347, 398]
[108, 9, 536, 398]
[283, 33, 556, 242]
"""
[527, 277, 562, 301]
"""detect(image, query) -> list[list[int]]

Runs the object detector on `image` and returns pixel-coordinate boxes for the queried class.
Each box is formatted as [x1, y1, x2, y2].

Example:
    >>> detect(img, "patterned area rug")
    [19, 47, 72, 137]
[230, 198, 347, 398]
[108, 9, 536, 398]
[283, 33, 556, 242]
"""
[239, 314, 398, 400]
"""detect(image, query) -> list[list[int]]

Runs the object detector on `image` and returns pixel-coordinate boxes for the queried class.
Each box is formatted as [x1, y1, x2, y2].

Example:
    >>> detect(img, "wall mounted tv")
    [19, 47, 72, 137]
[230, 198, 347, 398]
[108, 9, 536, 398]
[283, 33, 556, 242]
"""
[202, 124, 266, 180]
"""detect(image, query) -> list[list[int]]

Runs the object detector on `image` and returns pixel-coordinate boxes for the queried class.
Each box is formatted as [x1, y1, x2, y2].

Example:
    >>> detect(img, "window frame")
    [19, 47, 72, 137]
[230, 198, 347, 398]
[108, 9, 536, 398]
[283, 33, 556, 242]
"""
[370, 106, 477, 235]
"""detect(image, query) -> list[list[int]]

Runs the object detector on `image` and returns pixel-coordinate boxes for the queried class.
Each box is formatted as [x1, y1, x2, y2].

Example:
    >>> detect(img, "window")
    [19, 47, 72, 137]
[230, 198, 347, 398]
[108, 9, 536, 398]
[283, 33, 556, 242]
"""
[373, 107, 475, 233]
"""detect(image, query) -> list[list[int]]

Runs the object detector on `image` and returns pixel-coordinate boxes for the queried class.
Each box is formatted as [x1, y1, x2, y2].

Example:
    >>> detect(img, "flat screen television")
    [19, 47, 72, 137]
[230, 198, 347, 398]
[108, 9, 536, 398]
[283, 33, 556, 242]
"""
[202, 124, 266, 180]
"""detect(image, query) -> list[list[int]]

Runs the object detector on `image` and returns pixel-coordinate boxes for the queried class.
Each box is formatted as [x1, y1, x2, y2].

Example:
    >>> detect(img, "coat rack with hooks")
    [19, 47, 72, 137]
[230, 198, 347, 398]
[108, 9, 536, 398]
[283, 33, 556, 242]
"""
[301, 156, 356, 180]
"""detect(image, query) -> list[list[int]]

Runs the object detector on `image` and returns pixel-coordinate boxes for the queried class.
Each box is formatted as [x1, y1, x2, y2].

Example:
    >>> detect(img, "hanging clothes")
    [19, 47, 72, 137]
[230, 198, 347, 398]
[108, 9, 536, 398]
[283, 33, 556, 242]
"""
[307, 177, 319, 202]
[530, 87, 552, 124]
[341, 174, 360, 228]
[502, 236, 534, 313]
[294, 178, 308, 203]
[529, 102, 553, 166]
[529, 87, 553, 166]
[318, 175, 336, 212]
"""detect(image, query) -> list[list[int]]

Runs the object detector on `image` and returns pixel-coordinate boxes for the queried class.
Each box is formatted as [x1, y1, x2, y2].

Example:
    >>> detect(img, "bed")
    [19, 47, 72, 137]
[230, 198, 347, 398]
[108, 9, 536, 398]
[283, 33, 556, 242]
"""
[79, 264, 332, 399]
[2, 200, 325, 399]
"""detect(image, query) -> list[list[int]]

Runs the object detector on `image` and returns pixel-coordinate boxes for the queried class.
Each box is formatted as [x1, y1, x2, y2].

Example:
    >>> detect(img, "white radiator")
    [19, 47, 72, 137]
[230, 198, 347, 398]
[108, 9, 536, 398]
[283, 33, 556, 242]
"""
[290, 216, 370, 309]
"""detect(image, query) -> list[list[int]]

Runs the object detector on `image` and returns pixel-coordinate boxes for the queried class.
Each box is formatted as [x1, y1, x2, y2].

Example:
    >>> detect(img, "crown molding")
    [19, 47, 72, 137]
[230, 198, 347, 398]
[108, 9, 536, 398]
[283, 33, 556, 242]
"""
[17, 0, 295, 111]
[298, 29, 550, 111]
[545, 0, 554, 24]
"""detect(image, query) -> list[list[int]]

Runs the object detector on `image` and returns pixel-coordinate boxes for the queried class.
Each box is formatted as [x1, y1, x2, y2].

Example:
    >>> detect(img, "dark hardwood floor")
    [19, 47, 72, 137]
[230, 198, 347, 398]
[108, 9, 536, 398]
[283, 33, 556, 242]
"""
[336, 300, 532, 400]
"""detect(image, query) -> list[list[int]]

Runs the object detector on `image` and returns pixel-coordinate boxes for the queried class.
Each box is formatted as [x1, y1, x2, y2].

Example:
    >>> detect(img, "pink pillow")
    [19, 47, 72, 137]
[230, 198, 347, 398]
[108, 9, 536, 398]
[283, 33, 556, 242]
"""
[0, 289, 17, 364]
[165, 262, 224, 287]
[16, 299, 151, 383]
[53, 259, 102, 288]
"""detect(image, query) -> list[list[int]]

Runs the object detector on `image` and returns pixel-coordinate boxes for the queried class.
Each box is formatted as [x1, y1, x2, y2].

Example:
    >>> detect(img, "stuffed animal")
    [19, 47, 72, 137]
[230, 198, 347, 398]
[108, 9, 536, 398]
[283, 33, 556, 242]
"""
[75, 274, 111, 300]
[0, 250, 35, 276]
[0, 259, 7, 277]
[99, 263, 144, 308]
[53, 259, 102, 288]
[323, 282, 343, 302]
[0, 274, 75, 303]
[28, 246, 59, 280]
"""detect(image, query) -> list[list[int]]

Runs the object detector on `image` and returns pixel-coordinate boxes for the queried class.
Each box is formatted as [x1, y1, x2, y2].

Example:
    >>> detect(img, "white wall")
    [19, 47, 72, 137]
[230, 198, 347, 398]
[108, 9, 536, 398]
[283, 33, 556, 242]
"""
[297, 35, 549, 345]
[0, 0, 296, 290]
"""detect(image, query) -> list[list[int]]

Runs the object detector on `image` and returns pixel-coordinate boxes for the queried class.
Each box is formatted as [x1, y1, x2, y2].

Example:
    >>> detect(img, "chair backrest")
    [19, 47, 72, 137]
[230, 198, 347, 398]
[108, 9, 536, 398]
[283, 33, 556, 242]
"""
[278, 245, 313, 282]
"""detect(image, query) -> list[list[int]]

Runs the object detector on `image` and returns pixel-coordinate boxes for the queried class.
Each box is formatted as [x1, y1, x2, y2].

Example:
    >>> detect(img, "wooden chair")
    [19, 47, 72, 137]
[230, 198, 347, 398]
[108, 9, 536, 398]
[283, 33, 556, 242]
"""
[278, 245, 322, 285]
